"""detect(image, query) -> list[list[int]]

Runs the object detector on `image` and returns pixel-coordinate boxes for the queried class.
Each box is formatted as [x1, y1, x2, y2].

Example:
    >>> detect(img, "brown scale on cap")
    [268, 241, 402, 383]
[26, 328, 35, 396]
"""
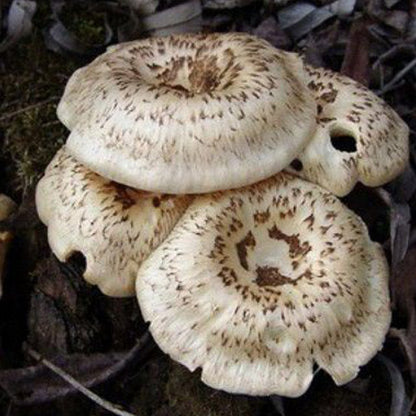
[136, 172, 390, 397]
[58, 33, 316, 194]
[287, 65, 409, 196]
[36, 147, 193, 297]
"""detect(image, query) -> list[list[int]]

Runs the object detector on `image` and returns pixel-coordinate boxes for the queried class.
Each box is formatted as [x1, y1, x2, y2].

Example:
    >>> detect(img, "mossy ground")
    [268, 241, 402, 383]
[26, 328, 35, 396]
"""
[0, 0, 98, 200]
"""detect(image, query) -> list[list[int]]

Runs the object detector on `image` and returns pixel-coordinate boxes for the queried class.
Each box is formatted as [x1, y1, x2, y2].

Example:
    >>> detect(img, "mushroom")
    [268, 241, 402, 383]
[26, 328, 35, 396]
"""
[36, 147, 192, 297]
[136, 172, 390, 397]
[0, 195, 17, 299]
[57, 32, 316, 194]
[287, 65, 409, 196]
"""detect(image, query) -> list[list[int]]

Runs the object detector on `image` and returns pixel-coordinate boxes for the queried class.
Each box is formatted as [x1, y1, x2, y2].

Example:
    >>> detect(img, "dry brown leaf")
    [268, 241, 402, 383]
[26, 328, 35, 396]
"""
[341, 17, 371, 86]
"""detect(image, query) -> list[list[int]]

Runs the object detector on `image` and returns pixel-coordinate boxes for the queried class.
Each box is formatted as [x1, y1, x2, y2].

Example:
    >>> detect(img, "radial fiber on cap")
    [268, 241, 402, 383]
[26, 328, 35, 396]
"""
[58, 33, 316, 194]
[287, 65, 409, 196]
[36, 147, 192, 297]
[137, 172, 390, 396]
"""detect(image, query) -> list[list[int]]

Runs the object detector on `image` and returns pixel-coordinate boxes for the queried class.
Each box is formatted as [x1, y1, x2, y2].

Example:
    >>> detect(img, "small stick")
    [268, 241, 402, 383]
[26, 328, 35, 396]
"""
[372, 44, 416, 69]
[0, 96, 60, 123]
[377, 58, 416, 95]
[24, 344, 138, 416]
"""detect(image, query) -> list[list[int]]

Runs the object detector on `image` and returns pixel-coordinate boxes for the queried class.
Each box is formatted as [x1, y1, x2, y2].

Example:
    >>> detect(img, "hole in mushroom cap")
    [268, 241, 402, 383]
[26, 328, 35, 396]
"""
[330, 133, 357, 153]
[290, 159, 303, 172]
[65, 251, 87, 276]
[152, 197, 161, 208]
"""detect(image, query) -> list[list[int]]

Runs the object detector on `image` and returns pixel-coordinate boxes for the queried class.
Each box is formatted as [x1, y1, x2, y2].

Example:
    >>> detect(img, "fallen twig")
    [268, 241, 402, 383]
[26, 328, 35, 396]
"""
[0, 330, 156, 405]
[0, 96, 60, 123]
[372, 44, 416, 69]
[24, 343, 139, 416]
[377, 58, 416, 95]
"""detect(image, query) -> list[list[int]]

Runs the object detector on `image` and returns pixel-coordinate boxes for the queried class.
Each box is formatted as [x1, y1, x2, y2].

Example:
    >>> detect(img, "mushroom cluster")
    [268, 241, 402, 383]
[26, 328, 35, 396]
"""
[36, 32, 409, 397]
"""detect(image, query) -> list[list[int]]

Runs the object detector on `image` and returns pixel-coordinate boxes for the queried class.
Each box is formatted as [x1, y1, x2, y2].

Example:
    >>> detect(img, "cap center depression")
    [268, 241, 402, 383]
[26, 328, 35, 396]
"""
[141, 47, 240, 95]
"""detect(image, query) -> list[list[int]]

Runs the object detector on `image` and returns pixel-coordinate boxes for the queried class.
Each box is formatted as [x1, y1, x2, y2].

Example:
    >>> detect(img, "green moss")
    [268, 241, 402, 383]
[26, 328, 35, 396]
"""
[0, 0, 80, 198]
[60, 4, 107, 46]
[2, 102, 67, 194]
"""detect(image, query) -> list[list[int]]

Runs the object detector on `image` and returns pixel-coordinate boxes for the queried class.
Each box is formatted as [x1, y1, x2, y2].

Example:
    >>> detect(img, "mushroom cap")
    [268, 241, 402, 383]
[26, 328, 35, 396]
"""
[58, 33, 316, 194]
[36, 147, 192, 297]
[136, 172, 391, 397]
[286, 65, 409, 196]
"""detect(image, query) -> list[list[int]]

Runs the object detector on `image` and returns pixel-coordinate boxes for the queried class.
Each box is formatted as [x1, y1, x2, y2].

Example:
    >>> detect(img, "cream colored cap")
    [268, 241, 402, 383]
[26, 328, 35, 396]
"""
[137, 172, 390, 396]
[58, 33, 316, 194]
[36, 147, 192, 297]
[287, 65, 409, 196]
